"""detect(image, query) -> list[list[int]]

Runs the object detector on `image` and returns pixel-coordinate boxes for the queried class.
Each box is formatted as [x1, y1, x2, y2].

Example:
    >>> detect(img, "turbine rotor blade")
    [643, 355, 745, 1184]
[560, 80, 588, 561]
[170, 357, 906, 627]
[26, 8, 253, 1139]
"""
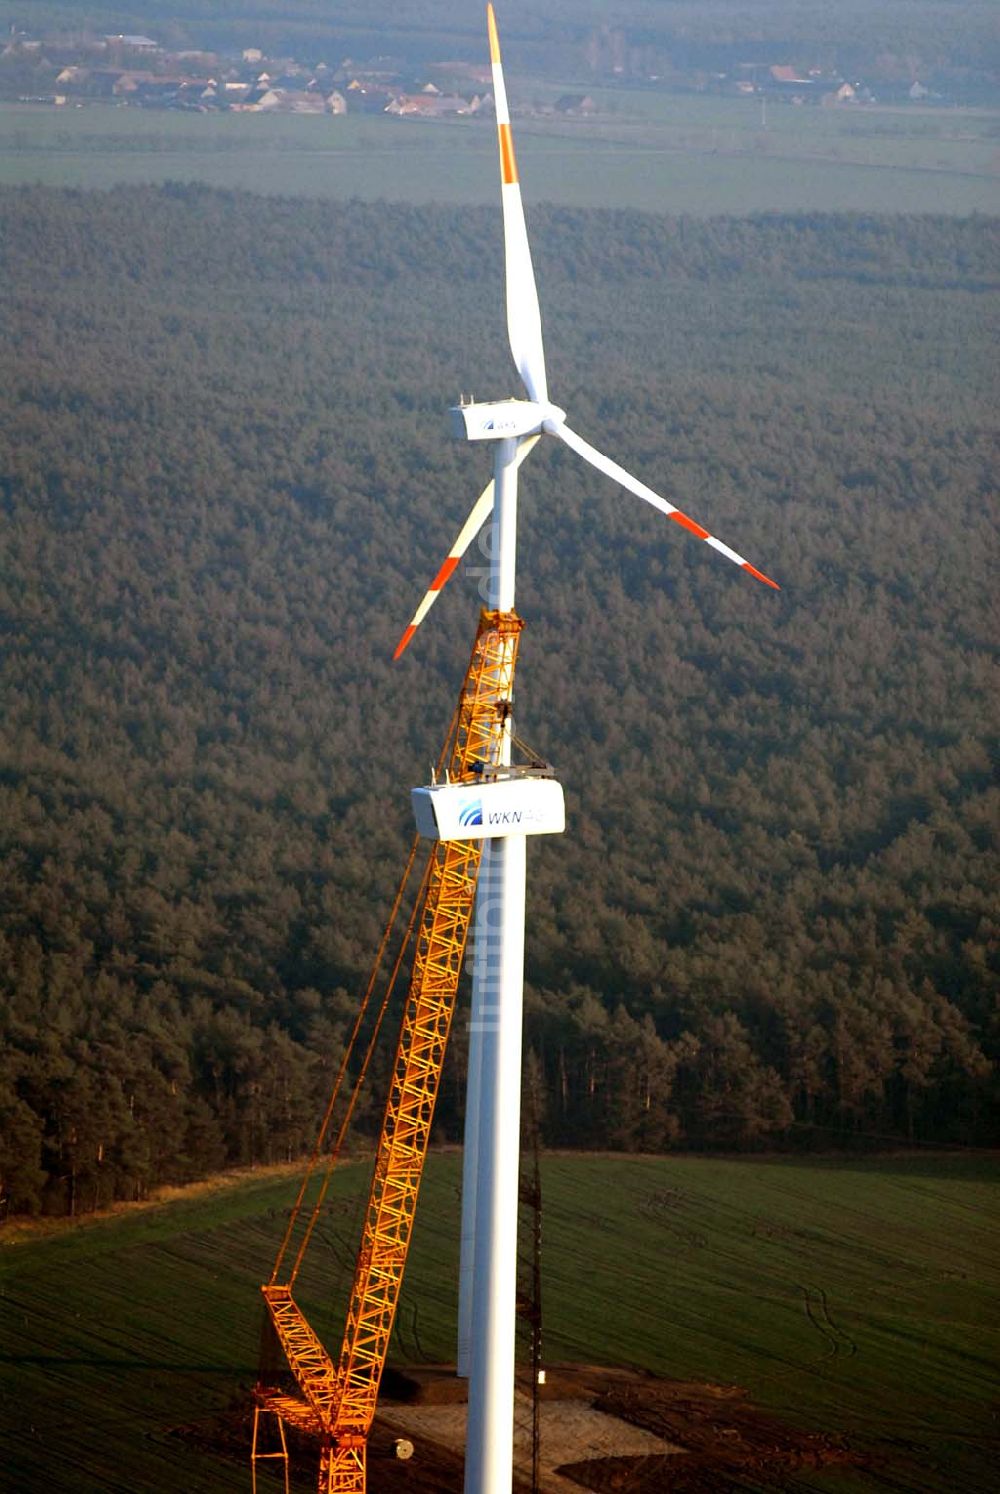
[393, 435, 541, 659]
[487, 5, 548, 405]
[554, 423, 779, 589]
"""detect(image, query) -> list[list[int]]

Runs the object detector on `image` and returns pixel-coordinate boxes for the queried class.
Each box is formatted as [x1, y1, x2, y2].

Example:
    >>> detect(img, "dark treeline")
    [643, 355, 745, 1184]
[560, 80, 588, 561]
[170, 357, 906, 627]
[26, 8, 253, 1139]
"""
[13, 0, 998, 79]
[0, 185, 996, 1217]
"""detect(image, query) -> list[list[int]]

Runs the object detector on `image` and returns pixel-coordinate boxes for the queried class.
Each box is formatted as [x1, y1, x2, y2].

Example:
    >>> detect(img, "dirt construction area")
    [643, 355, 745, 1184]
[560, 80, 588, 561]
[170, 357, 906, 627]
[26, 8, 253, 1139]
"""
[367, 1364, 858, 1492]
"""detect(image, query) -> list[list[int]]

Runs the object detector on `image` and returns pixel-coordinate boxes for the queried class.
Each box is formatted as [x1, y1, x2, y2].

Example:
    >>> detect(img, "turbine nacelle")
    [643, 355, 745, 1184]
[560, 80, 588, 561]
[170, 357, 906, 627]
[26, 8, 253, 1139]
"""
[449, 399, 566, 443]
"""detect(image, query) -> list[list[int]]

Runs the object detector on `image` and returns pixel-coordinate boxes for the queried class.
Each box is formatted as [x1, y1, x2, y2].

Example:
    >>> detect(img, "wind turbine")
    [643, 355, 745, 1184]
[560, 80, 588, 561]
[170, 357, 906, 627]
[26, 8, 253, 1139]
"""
[395, 9, 777, 1492]
[393, 9, 776, 665]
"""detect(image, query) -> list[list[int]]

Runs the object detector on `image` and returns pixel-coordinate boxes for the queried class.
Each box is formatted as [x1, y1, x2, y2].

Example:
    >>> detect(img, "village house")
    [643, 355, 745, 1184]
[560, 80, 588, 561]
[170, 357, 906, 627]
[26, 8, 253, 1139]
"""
[68, 69, 123, 98]
[104, 35, 159, 51]
[7, 24, 955, 118]
[426, 60, 492, 88]
[253, 87, 326, 113]
[553, 93, 596, 116]
[343, 78, 398, 112]
[384, 92, 482, 117]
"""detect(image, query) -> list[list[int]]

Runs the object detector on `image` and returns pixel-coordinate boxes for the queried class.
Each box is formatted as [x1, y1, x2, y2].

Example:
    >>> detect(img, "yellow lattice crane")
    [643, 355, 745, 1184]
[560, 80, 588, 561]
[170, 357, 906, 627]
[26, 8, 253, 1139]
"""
[252, 608, 524, 1494]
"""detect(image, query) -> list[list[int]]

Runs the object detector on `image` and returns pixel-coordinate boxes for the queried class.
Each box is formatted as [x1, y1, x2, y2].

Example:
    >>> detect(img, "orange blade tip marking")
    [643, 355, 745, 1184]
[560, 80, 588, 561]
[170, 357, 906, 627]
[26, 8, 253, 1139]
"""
[432, 554, 461, 589]
[487, 5, 500, 64]
[742, 561, 780, 590]
[669, 510, 710, 541]
[393, 625, 417, 661]
[498, 123, 518, 184]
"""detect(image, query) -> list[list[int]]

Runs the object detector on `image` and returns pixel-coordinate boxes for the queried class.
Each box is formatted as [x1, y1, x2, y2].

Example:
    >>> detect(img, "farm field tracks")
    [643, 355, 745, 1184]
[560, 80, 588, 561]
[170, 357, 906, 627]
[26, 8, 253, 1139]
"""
[1, 102, 996, 214]
[2, 1152, 997, 1492]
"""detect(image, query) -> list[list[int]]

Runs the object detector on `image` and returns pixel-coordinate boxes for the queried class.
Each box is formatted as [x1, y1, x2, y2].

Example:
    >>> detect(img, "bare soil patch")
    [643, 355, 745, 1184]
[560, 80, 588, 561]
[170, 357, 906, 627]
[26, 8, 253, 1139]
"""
[368, 1363, 859, 1492]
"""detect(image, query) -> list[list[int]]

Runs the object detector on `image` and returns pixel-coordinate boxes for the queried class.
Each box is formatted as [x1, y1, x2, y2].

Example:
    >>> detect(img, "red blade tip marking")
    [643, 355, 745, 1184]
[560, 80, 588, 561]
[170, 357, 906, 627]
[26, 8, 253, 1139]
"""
[431, 554, 461, 590]
[669, 511, 710, 541]
[393, 625, 417, 661]
[742, 561, 780, 590]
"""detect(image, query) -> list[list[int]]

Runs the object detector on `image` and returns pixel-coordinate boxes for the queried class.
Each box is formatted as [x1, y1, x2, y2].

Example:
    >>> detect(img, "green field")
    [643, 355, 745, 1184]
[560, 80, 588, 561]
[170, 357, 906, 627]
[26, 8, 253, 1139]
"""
[1, 98, 997, 214]
[1, 1153, 997, 1492]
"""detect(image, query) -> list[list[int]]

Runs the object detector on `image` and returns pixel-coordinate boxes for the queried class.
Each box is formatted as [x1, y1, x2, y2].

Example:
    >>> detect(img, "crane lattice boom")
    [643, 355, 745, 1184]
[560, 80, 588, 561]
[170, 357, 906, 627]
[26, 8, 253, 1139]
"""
[253, 608, 523, 1494]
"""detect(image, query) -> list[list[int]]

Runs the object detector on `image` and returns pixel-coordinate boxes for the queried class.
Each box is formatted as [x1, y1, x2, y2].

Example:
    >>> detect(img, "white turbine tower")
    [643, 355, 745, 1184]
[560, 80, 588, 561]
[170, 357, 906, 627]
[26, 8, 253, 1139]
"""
[396, 9, 778, 1493]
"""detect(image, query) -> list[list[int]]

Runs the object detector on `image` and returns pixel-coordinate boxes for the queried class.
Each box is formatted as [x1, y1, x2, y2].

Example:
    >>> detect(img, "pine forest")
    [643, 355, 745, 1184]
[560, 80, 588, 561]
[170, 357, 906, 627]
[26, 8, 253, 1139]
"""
[0, 184, 997, 1217]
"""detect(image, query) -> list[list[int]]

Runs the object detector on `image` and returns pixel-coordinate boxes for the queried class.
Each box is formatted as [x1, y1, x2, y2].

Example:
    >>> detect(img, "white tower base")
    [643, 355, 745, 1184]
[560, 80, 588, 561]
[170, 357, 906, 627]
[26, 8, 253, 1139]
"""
[457, 842, 488, 1378]
[463, 831, 526, 1494]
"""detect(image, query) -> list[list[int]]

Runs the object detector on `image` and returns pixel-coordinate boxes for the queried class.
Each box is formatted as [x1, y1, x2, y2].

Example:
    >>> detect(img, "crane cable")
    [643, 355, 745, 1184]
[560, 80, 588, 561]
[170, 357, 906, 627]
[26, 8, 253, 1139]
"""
[268, 696, 464, 1289]
[286, 845, 433, 1287]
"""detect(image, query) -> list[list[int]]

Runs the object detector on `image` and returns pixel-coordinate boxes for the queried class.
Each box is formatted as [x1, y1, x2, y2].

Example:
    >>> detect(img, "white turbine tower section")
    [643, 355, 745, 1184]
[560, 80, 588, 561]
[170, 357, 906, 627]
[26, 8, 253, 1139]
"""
[395, 9, 780, 1492]
[464, 435, 524, 1494]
